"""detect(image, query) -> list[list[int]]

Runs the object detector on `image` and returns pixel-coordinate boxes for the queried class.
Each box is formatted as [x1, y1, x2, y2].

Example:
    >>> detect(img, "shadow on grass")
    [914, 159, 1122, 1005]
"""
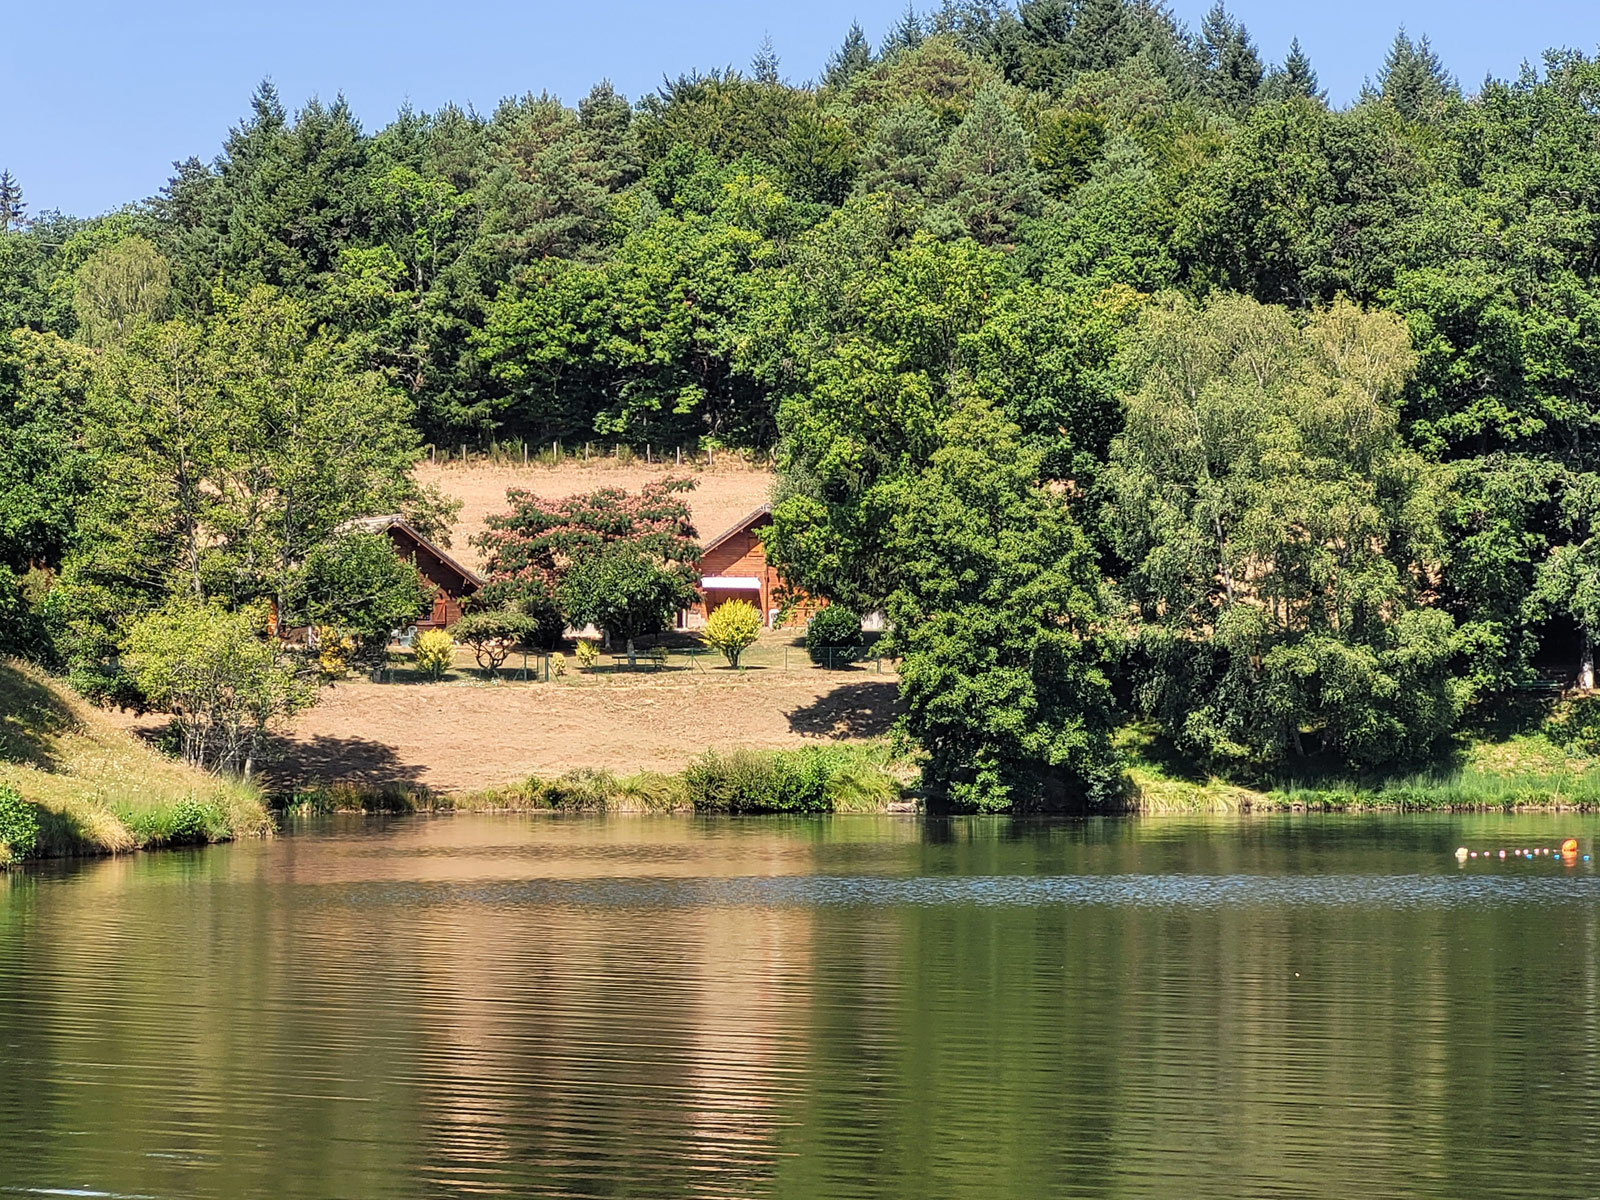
[32, 806, 104, 857]
[259, 732, 429, 792]
[0, 660, 77, 772]
[786, 679, 902, 739]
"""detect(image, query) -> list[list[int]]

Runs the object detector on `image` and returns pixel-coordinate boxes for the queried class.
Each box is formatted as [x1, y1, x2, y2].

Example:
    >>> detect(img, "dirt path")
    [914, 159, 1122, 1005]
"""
[416, 458, 775, 570]
[257, 666, 900, 793]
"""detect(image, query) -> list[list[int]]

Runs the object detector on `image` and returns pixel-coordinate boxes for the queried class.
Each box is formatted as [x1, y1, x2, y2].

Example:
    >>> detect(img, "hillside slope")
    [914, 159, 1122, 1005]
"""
[0, 659, 271, 860]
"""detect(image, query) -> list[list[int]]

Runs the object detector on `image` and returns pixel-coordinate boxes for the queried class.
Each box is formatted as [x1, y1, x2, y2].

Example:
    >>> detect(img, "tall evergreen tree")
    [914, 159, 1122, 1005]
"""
[752, 34, 781, 85]
[854, 103, 947, 233]
[881, 4, 925, 58]
[0, 172, 25, 234]
[824, 23, 877, 89]
[1376, 28, 1459, 120]
[1282, 37, 1319, 97]
[1197, 2, 1263, 114]
[926, 84, 1043, 246]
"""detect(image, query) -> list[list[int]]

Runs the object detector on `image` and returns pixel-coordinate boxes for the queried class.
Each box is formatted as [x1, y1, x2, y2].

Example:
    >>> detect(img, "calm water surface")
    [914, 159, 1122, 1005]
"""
[2, 813, 1600, 1199]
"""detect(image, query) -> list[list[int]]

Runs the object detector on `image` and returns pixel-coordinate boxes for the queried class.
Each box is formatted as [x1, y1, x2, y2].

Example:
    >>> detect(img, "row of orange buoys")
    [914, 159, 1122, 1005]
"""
[1455, 838, 1587, 862]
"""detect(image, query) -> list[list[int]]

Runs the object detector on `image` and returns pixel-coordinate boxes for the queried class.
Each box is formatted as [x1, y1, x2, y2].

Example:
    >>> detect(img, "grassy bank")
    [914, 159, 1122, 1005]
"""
[277, 744, 912, 816]
[1125, 726, 1600, 814]
[0, 659, 272, 864]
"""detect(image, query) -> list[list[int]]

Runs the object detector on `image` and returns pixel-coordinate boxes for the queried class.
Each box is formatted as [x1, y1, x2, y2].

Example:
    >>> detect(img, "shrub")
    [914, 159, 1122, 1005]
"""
[1547, 696, 1600, 755]
[684, 747, 864, 813]
[168, 798, 217, 845]
[549, 652, 567, 677]
[532, 768, 619, 810]
[806, 605, 865, 667]
[704, 599, 763, 668]
[315, 626, 354, 679]
[574, 639, 600, 670]
[414, 628, 455, 681]
[451, 609, 534, 677]
[0, 784, 40, 863]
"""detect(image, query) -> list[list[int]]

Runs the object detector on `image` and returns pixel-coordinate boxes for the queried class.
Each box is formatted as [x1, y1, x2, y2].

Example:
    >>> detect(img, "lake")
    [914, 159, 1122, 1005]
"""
[2, 813, 1598, 1198]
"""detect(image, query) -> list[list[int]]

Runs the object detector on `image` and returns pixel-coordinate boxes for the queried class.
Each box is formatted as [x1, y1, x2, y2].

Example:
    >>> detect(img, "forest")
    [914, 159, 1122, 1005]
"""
[5, 0, 1600, 809]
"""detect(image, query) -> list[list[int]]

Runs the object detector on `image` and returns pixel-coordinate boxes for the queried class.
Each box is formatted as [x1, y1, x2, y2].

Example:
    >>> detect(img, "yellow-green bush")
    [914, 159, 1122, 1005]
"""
[414, 628, 455, 681]
[704, 599, 762, 668]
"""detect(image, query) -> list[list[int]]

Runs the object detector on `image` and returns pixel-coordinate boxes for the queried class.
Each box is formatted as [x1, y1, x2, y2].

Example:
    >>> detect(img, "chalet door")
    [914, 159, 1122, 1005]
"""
[431, 592, 449, 625]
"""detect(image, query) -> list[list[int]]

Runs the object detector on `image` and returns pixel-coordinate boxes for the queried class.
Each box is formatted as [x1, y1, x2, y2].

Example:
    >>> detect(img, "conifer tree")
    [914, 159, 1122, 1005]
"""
[926, 84, 1043, 246]
[854, 104, 946, 233]
[752, 34, 781, 85]
[880, 4, 925, 58]
[0, 171, 27, 233]
[824, 23, 876, 89]
[1282, 37, 1319, 97]
[1197, 2, 1263, 114]
[1377, 28, 1459, 120]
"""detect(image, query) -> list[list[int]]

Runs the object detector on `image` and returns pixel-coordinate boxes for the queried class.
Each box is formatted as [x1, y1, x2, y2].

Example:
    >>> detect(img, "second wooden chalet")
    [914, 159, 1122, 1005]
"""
[687, 504, 818, 629]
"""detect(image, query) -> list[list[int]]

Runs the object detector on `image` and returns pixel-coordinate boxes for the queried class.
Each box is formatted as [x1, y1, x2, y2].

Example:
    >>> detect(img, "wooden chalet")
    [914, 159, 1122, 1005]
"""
[688, 505, 819, 629]
[343, 515, 484, 632]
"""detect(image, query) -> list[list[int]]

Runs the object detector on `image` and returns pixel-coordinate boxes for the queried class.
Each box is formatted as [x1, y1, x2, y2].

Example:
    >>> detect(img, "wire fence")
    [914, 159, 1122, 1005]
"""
[367, 642, 890, 685]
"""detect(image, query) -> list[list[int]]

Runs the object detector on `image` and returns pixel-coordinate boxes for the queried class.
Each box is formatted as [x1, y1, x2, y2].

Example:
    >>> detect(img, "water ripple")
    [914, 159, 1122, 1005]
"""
[342, 869, 1600, 911]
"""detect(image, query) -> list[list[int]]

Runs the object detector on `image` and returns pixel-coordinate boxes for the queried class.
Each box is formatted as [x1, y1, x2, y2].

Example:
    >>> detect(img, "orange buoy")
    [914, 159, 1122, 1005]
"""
[1562, 837, 1579, 857]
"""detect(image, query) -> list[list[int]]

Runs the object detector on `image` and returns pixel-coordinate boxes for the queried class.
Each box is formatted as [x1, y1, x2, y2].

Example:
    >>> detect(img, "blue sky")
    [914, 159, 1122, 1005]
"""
[3, 0, 1598, 218]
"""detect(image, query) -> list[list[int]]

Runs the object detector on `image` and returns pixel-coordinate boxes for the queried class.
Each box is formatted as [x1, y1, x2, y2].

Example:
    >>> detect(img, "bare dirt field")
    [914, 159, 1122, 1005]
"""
[415, 457, 776, 570]
[258, 660, 900, 793]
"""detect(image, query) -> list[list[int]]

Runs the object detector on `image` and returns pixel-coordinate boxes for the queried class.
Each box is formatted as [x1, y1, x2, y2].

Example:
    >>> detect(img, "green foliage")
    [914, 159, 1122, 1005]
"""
[11, 24, 1600, 810]
[805, 605, 865, 666]
[0, 784, 39, 863]
[1102, 293, 1462, 769]
[412, 628, 455, 681]
[71, 236, 171, 348]
[888, 401, 1121, 811]
[683, 745, 898, 813]
[450, 609, 534, 677]
[123, 600, 314, 777]
[290, 531, 433, 666]
[557, 546, 697, 665]
[703, 598, 762, 668]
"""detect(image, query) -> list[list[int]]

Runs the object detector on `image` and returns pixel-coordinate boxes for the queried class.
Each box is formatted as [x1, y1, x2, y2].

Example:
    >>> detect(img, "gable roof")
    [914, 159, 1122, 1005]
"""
[339, 514, 485, 588]
[701, 504, 773, 556]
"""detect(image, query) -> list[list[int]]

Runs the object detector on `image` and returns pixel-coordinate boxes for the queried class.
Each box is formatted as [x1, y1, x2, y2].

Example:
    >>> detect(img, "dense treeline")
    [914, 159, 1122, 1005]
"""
[6, 1, 1600, 807]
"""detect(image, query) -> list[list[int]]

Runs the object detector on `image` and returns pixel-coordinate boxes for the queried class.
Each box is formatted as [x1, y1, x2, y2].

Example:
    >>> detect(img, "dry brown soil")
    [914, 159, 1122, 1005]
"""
[415, 457, 775, 571]
[259, 656, 900, 793]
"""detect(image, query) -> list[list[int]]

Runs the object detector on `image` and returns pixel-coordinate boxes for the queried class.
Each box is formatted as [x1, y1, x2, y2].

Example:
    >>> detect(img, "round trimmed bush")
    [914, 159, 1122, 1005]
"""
[805, 605, 865, 667]
[413, 628, 455, 681]
[0, 784, 40, 862]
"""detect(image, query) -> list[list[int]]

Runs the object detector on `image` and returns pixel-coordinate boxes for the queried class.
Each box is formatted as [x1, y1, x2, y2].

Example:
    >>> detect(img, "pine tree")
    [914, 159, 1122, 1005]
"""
[0, 171, 25, 233]
[1197, 2, 1263, 114]
[1282, 37, 1318, 97]
[1260, 36, 1323, 104]
[752, 34, 781, 85]
[881, 4, 925, 58]
[854, 103, 946, 234]
[824, 23, 876, 89]
[1377, 28, 1459, 121]
[926, 84, 1043, 246]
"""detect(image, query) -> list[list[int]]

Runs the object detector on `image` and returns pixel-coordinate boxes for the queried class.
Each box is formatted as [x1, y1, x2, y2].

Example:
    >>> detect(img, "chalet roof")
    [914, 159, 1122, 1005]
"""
[701, 504, 773, 556]
[339, 514, 485, 588]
